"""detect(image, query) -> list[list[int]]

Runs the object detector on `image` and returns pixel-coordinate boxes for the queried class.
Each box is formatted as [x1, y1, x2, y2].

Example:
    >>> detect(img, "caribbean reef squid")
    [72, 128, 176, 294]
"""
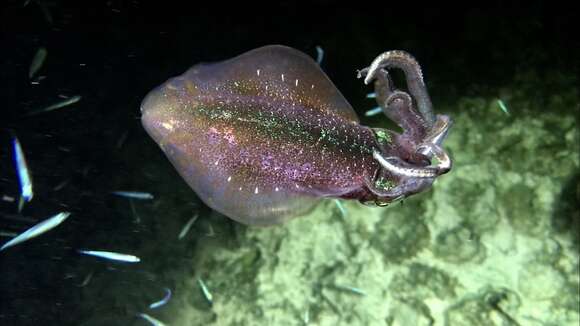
[141, 45, 452, 226]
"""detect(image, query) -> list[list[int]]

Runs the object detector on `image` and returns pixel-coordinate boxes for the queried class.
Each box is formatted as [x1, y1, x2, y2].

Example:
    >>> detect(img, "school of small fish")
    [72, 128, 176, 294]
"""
[0, 46, 174, 326]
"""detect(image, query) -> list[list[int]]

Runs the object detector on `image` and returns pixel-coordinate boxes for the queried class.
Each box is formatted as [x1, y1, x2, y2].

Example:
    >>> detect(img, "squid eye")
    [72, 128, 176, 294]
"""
[374, 175, 396, 192]
[418, 155, 432, 166]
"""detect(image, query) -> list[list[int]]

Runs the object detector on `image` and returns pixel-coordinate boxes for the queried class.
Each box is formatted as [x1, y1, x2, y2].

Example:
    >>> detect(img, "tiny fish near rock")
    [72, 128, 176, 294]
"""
[141, 45, 452, 226]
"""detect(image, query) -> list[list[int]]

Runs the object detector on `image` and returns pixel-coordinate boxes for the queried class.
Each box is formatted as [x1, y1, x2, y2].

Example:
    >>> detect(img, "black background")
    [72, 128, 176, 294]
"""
[0, 1, 578, 325]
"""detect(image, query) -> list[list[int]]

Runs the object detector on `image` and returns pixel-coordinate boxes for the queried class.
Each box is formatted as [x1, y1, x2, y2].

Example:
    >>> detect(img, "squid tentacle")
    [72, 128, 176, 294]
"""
[361, 51, 435, 127]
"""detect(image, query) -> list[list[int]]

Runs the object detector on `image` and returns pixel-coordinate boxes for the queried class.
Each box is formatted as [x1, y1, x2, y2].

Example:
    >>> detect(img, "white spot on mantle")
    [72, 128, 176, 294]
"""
[161, 122, 174, 131]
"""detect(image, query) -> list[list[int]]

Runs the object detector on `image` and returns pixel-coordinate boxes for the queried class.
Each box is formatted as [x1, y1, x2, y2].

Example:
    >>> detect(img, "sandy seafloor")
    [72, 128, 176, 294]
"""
[0, 4, 578, 326]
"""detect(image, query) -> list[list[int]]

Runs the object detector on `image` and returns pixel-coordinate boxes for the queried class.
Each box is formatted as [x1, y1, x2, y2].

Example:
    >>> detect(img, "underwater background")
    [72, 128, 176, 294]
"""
[0, 1, 578, 325]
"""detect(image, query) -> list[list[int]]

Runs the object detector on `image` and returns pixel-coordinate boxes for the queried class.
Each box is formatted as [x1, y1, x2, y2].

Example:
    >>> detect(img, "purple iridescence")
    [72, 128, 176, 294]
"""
[141, 45, 380, 225]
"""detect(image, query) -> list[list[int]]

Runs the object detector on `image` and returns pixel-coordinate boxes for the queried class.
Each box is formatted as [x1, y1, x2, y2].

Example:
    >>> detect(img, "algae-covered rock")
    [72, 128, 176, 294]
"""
[500, 183, 547, 236]
[444, 287, 522, 326]
[386, 299, 434, 326]
[433, 224, 486, 264]
[389, 263, 458, 301]
[445, 175, 500, 233]
[371, 201, 431, 264]
[518, 262, 565, 300]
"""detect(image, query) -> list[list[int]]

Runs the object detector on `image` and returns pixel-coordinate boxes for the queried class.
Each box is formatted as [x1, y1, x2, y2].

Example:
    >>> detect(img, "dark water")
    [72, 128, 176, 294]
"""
[0, 2, 578, 325]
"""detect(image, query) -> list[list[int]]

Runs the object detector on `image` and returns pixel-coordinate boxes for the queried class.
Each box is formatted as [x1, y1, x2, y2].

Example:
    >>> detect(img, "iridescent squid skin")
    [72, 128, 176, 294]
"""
[141, 45, 452, 226]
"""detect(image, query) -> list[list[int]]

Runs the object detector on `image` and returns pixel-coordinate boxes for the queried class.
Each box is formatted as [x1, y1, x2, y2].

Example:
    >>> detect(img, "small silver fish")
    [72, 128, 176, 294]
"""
[333, 199, 347, 219]
[111, 191, 154, 200]
[137, 313, 167, 326]
[29, 47, 47, 79]
[0, 212, 70, 251]
[197, 277, 213, 304]
[315, 45, 324, 65]
[77, 271, 93, 287]
[25, 95, 82, 116]
[0, 231, 18, 238]
[149, 287, 172, 309]
[129, 199, 141, 224]
[2, 194, 16, 202]
[178, 214, 198, 240]
[333, 284, 366, 296]
[303, 307, 310, 324]
[206, 223, 215, 237]
[78, 250, 140, 263]
[366, 92, 377, 98]
[37, 0, 53, 25]
[53, 179, 69, 191]
[364, 106, 382, 117]
[116, 131, 129, 149]
[12, 136, 33, 212]
[497, 99, 510, 116]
